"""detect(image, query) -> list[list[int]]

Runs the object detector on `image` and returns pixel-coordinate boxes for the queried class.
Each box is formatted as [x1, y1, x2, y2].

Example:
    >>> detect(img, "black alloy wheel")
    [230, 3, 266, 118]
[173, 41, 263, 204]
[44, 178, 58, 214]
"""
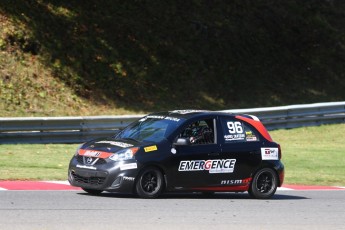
[135, 167, 164, 198]
[248, 168, 278, 199]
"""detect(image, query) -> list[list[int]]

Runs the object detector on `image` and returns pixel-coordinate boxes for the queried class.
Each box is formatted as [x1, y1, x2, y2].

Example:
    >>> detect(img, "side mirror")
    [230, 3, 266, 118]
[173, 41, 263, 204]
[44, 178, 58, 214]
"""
[173, 138, 191, 146]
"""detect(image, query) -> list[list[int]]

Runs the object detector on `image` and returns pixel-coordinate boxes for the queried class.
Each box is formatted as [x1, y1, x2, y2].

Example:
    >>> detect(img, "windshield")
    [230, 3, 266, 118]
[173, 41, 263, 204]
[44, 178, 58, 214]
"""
[115, 116, 184, 143]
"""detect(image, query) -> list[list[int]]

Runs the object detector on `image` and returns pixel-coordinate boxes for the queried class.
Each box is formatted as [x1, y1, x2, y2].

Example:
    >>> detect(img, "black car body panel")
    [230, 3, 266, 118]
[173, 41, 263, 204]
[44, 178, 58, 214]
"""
[68, 110, 284, 198]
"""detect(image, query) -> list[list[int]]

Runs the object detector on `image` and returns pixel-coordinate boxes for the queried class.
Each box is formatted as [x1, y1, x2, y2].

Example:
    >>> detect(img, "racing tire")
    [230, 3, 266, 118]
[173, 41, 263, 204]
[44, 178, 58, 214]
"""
[135, 167, 164, 199]
[82, 188, 103, 195]
[248, 168, 278, 199]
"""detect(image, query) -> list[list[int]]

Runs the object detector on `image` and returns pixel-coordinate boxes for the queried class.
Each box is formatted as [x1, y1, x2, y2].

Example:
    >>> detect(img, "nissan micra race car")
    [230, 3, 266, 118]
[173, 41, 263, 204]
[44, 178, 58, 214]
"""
[68, 110, 284, 199]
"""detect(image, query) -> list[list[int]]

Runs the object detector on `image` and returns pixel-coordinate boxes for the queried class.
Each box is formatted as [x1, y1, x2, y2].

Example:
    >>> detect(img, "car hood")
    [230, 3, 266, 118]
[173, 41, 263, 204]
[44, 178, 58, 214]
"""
[79, 137, 150, 154]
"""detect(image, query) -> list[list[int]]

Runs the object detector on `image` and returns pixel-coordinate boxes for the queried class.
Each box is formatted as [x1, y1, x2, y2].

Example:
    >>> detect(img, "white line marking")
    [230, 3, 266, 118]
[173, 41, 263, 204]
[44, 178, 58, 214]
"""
[43, 181, 71, 185]
[277, 187, 294, 191]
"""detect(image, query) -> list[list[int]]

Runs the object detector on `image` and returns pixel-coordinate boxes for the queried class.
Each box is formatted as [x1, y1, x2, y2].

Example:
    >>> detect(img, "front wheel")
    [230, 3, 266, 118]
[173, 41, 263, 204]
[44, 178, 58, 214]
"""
[135, 167, 164, 198]
[248, 168, 278, 199]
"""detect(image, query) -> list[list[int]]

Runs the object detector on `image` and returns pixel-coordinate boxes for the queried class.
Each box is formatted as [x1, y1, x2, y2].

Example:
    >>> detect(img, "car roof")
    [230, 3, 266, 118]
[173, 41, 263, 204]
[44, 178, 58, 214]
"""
[148, 110, 258, 121]
[146, 110, 272, 141]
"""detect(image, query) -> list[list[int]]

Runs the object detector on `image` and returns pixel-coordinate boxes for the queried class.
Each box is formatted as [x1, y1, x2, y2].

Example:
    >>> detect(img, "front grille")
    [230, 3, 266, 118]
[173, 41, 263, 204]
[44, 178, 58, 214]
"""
[71, 171, 106, 186]
[94, 158, 107, 165]
[76, 156, 107, 165]
[76, 155, 84, 164]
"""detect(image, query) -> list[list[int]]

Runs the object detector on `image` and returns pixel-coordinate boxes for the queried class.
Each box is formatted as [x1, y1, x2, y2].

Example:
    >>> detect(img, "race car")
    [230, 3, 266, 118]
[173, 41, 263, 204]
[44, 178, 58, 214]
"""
[68, 110, 284, 199]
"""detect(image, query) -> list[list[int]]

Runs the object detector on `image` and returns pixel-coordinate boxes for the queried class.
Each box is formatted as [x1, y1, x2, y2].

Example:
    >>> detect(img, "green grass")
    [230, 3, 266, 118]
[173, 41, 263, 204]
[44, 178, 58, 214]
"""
[0, 144, 79, 180]
[0, 124, 344, 186]
[270, 124, 345, 186]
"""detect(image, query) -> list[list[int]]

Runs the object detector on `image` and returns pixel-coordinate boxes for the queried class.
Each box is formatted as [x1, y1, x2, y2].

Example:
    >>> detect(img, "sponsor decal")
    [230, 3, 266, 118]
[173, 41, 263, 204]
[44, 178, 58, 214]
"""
[221, 178, 251, 185]
[246, 136, 257, 141]
[179, 159, 236, 174]
[78, 149, 112, 159]
[245, 131, 257, 141]
[141, 115, 180, 122]
[95, 141, 133, 148]
[164, 116, 180, 122]
[224, 134, 245, 141]
[76, 164, 97, 170]
[144, 145, 158, 152]
[82, 150, 101, 157]
[120, 163, 138, 171]
[122, 176, 135, 181]
[261, 148, 279, 160]
[171, 110, 207, 114]
[147, 115, 165, 119]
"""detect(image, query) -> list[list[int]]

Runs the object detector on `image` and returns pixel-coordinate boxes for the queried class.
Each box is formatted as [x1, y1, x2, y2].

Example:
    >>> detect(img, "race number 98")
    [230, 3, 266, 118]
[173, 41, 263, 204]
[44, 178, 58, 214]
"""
[227, 121, 243, 134]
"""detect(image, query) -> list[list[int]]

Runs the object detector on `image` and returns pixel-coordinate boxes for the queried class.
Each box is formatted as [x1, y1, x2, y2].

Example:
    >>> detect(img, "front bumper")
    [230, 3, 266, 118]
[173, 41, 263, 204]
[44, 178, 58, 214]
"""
[68, 156, 139, 193]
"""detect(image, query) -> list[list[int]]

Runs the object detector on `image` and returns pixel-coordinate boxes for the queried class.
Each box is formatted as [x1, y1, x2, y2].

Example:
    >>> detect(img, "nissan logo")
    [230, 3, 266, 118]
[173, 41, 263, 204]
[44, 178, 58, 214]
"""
[86, 157, 93, 164]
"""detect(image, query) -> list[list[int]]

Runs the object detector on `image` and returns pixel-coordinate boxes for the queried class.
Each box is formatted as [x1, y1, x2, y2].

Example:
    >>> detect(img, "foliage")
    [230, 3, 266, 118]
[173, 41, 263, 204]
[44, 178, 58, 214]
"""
[1, 1, 345, 116]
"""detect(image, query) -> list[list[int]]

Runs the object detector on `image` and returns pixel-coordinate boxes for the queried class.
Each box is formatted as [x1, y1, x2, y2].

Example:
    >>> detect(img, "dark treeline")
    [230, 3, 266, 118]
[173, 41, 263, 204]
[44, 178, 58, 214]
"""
[1, 0, 344, 112]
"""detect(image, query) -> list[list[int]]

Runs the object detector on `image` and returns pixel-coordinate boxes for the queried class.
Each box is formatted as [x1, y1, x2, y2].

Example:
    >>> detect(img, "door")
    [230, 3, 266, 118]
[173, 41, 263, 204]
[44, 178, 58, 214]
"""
[170, 118, 222, 189]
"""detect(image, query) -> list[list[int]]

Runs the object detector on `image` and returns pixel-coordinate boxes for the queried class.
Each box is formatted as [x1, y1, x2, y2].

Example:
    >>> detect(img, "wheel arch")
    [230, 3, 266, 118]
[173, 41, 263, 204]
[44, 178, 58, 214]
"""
[255, 161, 284, 186]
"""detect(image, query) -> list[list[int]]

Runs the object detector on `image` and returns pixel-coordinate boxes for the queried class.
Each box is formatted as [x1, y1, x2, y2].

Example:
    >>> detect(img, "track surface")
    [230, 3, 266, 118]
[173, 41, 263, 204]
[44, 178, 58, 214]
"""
[0, 182, 345, 230]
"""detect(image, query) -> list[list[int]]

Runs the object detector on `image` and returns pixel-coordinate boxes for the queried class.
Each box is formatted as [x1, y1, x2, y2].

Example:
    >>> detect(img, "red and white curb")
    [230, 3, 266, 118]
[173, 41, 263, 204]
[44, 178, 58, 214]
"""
[0, 181, 81, 191]
[0, 181, 344, 191]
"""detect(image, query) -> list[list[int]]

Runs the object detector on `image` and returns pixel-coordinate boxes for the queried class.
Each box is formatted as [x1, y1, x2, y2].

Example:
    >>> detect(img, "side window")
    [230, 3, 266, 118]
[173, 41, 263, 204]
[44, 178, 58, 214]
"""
[179, 119, 215, 145]
[220, 118, 259, 143]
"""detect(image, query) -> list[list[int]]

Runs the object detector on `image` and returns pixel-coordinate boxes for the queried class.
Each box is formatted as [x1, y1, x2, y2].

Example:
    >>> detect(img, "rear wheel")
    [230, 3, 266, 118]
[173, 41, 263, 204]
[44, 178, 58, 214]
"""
[135, 167, 164, 198]
[248, 168, 278, 199]
[82, 188, 103, 195]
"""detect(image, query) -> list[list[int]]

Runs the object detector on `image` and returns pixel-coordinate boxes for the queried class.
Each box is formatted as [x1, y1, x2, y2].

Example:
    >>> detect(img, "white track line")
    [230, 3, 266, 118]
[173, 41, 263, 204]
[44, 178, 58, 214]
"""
[43, 181, 71, 185]
[277, 187, 294, 191]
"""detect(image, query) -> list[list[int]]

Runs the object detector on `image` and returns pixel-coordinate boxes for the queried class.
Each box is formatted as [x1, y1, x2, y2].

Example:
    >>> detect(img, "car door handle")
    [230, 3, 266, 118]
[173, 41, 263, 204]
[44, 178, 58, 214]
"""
[208, 152, 219, 156]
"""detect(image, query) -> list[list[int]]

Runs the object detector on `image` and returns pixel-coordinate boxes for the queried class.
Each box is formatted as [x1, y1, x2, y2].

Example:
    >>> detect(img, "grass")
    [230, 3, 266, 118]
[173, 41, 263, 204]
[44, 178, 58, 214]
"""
[270, 124, 345, 186]
[0, 123, 344, 186]
[0, 144, 79, 180]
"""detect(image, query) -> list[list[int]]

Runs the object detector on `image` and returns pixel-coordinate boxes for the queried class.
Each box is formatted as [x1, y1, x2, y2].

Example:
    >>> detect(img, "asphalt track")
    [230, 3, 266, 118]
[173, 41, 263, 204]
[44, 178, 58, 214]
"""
[0, 182, 345, 230]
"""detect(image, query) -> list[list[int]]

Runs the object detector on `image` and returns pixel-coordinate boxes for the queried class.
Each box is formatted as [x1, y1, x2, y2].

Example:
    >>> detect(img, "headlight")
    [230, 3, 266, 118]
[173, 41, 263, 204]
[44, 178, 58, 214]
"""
[109, 147, 139, 161]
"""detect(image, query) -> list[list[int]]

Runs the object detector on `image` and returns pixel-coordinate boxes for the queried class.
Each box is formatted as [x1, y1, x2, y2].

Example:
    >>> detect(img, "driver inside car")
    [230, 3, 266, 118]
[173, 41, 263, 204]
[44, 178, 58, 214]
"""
[180, 120, 214, 144]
